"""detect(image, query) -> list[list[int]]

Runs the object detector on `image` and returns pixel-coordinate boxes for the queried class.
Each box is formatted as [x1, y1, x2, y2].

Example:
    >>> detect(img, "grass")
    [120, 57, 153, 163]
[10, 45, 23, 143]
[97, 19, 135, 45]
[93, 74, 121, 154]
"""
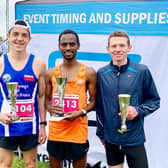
[12, 156, 50, 168]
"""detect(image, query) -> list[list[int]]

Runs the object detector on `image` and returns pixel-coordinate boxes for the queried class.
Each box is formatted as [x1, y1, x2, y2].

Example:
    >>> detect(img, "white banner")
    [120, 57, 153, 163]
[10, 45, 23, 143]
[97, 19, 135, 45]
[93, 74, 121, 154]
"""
[27, 34, 168, 168]
[15, 1, 168, 167]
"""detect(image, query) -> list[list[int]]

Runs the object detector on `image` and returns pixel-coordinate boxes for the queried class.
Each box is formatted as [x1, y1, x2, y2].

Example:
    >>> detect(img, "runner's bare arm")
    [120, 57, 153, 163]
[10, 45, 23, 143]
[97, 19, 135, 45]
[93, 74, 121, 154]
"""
[34, 58, 47, 144]
[45, 68, 53, 105]
[0, 57, 4, 75]
[0, 56, 12, 124]
[85, 66, 97, 113]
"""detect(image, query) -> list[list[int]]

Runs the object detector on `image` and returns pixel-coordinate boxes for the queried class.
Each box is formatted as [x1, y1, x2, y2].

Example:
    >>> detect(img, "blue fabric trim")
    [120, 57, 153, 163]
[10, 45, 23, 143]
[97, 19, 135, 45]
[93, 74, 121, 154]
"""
[103, 68, 112, 74]
[128, 67, 139, 73]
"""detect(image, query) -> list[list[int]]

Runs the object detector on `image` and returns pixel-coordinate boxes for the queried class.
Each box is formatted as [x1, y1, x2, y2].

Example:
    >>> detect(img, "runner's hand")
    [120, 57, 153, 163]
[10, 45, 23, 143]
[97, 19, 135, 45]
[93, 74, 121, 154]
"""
[64, 110, 83, 121]
[0, 113, 12, 124]
[126, 106, 138, 120]
[47, 103, 64, 116]
[38, 126, 47, 145]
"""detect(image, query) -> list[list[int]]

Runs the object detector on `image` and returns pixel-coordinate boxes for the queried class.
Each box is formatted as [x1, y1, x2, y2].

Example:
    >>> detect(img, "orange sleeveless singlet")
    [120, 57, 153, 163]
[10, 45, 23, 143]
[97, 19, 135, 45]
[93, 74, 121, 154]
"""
[48, 64, 88, 143]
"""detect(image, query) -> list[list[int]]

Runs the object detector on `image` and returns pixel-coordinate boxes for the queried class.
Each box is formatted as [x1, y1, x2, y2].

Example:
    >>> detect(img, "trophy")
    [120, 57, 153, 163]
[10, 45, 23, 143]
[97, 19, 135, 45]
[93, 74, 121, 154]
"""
[56, 77, 67, 117]
[118, 94, 131, 134]
[7, 82, 19, 121]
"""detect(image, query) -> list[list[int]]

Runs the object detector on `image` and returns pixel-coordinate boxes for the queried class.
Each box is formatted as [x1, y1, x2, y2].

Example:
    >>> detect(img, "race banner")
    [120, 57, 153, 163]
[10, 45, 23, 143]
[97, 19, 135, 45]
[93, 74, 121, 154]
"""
[16, 1, 168, 35]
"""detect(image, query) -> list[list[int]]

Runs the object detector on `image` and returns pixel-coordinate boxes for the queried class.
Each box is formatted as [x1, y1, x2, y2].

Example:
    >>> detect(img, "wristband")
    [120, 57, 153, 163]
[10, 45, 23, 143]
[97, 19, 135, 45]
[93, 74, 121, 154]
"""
[80, 109, 87, 117]
[40, 121, 47, 126]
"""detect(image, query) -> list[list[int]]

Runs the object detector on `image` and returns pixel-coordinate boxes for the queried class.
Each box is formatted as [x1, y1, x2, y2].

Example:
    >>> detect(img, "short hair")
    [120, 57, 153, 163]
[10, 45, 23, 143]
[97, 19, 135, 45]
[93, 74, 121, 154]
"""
[58, 29, 80, 45]
[108, 30, 130, 46]
[9, 20, 31, 37]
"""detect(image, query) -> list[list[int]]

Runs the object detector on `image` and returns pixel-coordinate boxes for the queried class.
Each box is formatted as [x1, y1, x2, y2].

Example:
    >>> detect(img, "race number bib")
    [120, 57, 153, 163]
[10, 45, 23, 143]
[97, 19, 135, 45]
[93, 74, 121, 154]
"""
[9, 100, 34, 118]
[52, 94, 79, 112]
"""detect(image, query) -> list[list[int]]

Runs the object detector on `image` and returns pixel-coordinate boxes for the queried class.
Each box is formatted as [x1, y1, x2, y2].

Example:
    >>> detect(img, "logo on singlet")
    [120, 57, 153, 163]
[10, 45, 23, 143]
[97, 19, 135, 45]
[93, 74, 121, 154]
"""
[77, 79, 84, 85]
[2, 73, 11, 83]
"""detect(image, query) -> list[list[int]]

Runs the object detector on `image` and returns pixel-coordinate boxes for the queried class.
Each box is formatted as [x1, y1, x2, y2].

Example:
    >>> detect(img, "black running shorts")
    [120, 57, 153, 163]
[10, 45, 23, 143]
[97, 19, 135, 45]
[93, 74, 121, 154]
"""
[47, 140, 89, 161]
[0, 134, 38, 151]
[105, 142, 148, 168]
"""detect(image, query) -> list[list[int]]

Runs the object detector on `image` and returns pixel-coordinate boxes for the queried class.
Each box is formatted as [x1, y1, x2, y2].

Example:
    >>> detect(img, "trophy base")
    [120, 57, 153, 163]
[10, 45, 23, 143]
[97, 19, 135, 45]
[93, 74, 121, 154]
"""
[118, 128, 128, 134]
[11, 116, 20, 121]
[118, 124, 129, 134]
[50, 116, 67, 121]
[57, 113, 64, 117]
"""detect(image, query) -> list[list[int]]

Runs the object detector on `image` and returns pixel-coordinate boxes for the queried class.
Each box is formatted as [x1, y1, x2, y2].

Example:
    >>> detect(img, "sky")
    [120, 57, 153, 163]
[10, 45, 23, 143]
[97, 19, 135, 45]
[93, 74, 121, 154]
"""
[0, 0, 20, 38]
[0, 1, 6, 37]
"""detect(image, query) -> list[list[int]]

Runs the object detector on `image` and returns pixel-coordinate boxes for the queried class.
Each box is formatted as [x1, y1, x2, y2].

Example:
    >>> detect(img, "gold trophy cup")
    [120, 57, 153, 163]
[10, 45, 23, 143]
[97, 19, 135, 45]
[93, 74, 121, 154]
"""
[56, 77, 67, 117]
[118, 94, 131, 134]
[7, 82, 19, 121]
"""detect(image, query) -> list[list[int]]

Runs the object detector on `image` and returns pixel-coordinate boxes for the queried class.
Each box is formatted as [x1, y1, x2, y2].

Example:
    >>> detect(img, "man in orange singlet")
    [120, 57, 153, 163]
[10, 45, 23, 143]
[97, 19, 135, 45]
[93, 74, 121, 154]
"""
[45, 29, 97, 168]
